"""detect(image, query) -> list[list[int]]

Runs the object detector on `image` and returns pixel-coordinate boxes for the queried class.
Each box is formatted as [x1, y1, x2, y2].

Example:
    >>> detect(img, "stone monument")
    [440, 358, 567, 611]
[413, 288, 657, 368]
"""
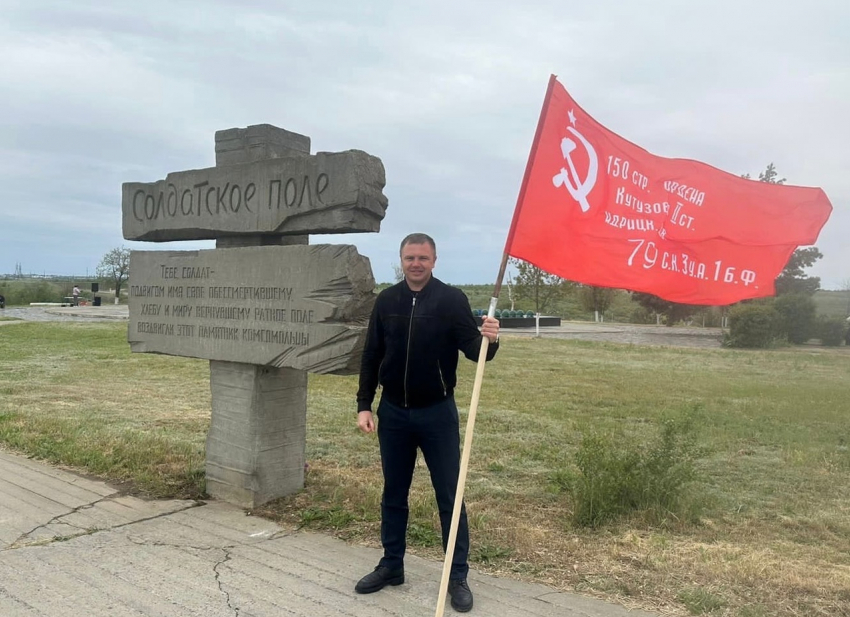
[123, 124, 387, 507]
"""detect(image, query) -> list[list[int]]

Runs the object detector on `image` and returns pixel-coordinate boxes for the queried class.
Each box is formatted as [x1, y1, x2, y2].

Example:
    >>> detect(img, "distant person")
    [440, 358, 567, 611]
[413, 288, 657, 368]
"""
[0, 293, 5, 309]
[72, 285, 81, 306]
[354, 232, 500, 613]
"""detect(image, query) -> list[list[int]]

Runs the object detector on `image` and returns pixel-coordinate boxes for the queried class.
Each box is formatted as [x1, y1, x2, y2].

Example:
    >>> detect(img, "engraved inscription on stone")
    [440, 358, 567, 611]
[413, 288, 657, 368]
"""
[122, 150, 387, 241]
[128, 244, 375, 374]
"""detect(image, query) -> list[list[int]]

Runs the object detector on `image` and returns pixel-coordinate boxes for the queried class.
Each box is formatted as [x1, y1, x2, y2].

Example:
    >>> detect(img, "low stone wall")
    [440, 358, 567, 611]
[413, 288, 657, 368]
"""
[499, 316, 561, 328]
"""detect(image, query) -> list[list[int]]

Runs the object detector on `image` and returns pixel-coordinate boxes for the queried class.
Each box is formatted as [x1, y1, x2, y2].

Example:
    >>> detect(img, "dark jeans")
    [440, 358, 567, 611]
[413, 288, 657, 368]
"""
[376, 396, 469, 580]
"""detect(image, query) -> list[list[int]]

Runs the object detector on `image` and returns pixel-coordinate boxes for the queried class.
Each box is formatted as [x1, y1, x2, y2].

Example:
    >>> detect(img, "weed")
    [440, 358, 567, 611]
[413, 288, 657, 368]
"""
[408, 522, 440, 547]
[566, 410, 701, 527]
[471, 543, 512, 564]
[677, 586, 726, 614]
[299, 505, 354, 530]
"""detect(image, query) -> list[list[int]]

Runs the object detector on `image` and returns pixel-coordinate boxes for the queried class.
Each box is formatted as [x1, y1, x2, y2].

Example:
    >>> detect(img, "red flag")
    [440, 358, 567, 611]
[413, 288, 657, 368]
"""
[505, 76, 833, 305]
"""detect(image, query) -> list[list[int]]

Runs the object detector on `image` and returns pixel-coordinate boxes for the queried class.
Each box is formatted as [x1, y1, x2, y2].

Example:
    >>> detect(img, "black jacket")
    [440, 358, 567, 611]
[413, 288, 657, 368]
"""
[356, 277, 499, 412]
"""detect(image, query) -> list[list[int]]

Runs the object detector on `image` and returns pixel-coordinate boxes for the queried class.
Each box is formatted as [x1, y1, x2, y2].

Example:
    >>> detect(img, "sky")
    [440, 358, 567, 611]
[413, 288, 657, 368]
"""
[2, 0, 848, 290]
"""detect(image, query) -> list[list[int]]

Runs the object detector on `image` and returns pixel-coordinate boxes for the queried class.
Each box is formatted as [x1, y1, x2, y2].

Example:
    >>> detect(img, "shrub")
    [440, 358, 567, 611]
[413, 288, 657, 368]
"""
[564, 411, 701, 527]
[725, 302, 780, 348]
[817, 316, 847, 347]
[774, 294, 817, 344]
[629, 305, 655, 324]
[0, 280, 65, 306]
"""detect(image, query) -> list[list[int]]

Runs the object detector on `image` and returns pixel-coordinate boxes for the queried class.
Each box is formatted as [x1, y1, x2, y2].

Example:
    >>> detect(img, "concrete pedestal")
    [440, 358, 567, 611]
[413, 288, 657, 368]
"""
[206, 361, 307, 508]
[205, 125, 311, 508]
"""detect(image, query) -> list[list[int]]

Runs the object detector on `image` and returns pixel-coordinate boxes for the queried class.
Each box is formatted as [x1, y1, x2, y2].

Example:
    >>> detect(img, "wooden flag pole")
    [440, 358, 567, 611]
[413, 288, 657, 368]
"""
[433, 75, 558, 616]
[433, 285, 504, 617]
[433, 308, 493, 617]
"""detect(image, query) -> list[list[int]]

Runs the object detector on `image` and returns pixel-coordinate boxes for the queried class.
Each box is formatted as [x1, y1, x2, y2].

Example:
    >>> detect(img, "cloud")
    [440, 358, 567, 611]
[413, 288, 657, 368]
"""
[1, 0, 847, 290]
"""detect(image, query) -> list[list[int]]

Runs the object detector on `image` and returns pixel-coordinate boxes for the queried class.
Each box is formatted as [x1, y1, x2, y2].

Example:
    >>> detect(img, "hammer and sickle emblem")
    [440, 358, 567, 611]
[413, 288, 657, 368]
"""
[552, 127, 599, 213]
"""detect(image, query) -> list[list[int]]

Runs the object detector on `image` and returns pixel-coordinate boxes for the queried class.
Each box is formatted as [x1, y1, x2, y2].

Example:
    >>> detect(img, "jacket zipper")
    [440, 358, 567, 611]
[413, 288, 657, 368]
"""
[437, 363, 446, 396]
[403, 296, 416, 407]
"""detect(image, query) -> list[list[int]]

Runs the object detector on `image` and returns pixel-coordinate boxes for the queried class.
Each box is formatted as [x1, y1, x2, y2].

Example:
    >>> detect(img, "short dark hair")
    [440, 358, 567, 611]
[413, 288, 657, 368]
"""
[399, 233, 436, 256]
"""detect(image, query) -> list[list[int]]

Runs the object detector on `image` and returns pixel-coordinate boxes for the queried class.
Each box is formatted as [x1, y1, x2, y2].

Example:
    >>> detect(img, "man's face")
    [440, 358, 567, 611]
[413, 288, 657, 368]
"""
[400, 242, 436, 290]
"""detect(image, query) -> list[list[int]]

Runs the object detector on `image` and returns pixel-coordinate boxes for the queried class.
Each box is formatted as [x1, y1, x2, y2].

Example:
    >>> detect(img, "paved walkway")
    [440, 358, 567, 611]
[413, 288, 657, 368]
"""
[0, 305, 129, 322]
[0, 450, 659, 616]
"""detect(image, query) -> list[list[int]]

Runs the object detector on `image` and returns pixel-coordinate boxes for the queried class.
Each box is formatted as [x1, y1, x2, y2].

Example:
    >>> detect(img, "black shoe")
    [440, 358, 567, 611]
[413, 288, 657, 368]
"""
[448, 578, 473, 612]
[354, 565, 405, 594]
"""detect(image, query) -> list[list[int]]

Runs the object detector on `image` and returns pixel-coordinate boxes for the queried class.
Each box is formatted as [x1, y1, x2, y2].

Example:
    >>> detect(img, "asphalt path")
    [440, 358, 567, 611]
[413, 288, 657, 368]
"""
[0, 305, 129, 323]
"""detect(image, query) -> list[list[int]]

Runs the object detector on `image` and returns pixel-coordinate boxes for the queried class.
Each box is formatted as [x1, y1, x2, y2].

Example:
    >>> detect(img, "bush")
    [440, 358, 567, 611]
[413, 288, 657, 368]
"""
[629, 305, 655, 324]
[774, 294, 817, 344]
[562, 412, 701, 527]
[817, 316, 847, 347]
[725, 302, 780, 348]
[0, 280, 65, 306]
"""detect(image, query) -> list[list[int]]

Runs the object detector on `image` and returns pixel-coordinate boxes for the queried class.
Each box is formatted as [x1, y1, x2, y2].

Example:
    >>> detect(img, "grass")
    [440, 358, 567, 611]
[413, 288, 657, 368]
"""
[814, 290, 850, 319]
[0, 322, 209, 498]
[1, 321, 849, 616]
[677, 586, 727, 614]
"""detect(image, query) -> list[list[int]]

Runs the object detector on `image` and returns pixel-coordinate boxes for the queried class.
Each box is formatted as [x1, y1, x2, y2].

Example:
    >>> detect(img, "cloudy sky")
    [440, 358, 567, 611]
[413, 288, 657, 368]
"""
[2, 0, 848, 291]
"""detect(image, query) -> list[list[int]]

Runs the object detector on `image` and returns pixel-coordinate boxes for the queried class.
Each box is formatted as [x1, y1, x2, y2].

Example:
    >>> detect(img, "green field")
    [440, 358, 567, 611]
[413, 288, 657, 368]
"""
[1, 321, 849, 616]
[814, 289, 850, 318]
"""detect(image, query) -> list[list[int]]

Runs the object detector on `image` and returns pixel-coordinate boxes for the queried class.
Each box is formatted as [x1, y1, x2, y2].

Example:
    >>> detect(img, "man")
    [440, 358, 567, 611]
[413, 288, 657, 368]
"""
[72, 285, 81, 306]
[355, 233, 500, 613]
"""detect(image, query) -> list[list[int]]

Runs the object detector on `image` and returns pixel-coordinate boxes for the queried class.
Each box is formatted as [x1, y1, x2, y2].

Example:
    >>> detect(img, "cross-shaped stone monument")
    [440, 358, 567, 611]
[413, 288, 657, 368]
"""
[122, 125, 387, 507]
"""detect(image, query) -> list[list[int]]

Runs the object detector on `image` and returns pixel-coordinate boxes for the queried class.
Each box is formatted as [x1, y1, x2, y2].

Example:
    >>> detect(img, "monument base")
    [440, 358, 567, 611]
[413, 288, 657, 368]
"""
[499, 316, 561, 328]
[206, 360, 307, 508]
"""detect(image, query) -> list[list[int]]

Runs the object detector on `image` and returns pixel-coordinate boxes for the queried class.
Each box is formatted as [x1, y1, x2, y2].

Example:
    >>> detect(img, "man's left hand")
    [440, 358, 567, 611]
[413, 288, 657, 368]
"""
[481, 316, 500, 344]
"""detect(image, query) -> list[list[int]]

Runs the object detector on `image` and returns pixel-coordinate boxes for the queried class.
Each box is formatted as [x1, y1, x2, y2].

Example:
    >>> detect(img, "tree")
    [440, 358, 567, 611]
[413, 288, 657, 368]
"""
[742, 162, 786, 185]
[743, 164, 822, 297]
[631, 293, 699, 326]
[774, 293, 817, 344]
[391, 263, 403, 283]
[775, 247, 822, 296]
[578, 285, 616, 322]
[509, 258, 572, 315]
[96, 246, 131, 300]
[505, 272, 516, 311]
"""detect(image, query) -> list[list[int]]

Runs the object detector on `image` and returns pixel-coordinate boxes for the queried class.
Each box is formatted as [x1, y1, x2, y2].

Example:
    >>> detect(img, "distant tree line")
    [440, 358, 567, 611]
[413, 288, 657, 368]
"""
[0, 247, 131, 307]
